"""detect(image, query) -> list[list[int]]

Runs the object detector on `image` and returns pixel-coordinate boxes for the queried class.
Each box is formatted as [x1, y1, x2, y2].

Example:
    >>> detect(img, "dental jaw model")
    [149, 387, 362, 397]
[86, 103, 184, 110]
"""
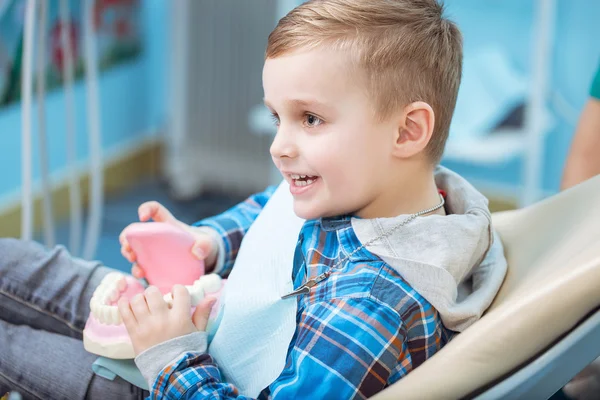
[83, 222, 225, 359]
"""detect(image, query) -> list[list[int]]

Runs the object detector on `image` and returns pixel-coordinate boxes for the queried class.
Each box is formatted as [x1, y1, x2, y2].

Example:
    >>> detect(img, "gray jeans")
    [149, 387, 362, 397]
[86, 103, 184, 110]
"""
[0, 238, 148, 400]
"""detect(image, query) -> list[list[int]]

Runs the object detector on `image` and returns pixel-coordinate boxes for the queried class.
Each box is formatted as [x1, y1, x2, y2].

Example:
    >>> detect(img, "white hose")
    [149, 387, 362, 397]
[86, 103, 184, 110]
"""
[82, 0, 104, 260]
[36, 0, 55, 248]
[59, 0, 82, 256]
[20, 0, 36, 241]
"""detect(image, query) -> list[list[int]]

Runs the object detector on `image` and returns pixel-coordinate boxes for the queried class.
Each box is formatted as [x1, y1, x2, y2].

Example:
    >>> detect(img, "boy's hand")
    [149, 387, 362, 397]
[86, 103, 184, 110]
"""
[118, 285, 217, 356]
[119, 201, 219, 278]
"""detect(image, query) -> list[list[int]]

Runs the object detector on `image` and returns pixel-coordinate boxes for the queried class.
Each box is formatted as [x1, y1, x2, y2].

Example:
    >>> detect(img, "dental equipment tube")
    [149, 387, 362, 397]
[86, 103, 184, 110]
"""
[36, 0, 56, 248]
[59, 0, 83, 256]
[21, 0, 36, 241]
[82, 0, 104, 260]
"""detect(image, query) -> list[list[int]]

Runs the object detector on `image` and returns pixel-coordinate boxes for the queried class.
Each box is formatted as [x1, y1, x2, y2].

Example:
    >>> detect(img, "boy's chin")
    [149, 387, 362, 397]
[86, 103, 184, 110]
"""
[293, 202, 344, 220]
[293, 202, 324, 221]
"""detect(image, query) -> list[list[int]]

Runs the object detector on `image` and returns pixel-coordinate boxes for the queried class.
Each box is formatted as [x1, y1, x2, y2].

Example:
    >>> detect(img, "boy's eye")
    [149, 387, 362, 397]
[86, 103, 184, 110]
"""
[270, 113, 280, 127]
[304, 114, 323, 128]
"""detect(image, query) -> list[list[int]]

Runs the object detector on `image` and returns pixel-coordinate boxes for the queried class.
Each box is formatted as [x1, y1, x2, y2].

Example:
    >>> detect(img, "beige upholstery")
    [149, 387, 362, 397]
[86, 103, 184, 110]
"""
[373, 175, 600, 400]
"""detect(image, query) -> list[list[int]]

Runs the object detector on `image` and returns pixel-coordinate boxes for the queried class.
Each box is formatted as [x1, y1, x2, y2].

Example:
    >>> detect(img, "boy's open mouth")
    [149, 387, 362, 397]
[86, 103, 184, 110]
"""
[290, 174, 319, 187]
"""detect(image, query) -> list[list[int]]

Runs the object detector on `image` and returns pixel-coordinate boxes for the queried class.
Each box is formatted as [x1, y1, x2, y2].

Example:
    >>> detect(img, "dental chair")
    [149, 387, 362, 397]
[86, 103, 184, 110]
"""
[373, 175, 600, 400]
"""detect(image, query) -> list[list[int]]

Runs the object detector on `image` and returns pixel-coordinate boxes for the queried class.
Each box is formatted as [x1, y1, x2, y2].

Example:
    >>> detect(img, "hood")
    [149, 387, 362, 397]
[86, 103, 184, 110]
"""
[352, 166, 507, 332]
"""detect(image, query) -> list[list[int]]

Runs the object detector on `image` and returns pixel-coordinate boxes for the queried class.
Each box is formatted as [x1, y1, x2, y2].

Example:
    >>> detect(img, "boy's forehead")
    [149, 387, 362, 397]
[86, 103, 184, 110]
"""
[263, 48, 360, 104]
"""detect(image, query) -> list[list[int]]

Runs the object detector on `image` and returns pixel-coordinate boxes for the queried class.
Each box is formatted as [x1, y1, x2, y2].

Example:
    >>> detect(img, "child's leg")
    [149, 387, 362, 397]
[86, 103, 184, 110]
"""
[0, 238, 146, 399]
[0, 319, 147, 400]
[0, 238, 107, 336]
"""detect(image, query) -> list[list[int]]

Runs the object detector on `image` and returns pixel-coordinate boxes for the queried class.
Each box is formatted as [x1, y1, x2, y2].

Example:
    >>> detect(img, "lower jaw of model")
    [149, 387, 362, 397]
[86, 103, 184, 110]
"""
[83, 272, 224, 359]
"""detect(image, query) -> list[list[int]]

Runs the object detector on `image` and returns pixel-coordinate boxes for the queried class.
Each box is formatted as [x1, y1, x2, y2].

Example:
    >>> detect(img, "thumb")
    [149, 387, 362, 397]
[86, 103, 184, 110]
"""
[138, 201, 179, 224]
[192, 297, 217, 331]
[191, 236, 213, 260]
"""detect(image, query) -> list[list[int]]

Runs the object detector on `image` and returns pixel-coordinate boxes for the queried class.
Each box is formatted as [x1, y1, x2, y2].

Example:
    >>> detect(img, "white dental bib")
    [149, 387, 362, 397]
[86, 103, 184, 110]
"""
[208, 182, 303, 397]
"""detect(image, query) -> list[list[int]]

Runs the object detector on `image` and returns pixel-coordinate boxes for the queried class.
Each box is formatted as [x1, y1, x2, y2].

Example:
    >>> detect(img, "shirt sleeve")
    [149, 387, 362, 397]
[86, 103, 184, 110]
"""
[590, 63, 600, 99]
[193, 185, 277, 277]
[147, 297, 408, 399]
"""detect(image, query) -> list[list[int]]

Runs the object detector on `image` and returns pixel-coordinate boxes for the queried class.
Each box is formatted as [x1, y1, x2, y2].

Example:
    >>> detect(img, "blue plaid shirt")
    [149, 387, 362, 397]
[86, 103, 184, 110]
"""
[149, 187, 452, 399]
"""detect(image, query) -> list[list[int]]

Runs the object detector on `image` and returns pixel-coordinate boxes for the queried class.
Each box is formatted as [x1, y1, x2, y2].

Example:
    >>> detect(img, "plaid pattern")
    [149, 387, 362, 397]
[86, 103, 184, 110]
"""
[193, 186, 277, 278]
[151, 188, 452, 399]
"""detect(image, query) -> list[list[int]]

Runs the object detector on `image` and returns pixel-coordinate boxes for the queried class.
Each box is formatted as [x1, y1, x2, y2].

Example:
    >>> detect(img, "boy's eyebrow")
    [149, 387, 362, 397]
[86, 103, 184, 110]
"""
[263, 98, 333, 112]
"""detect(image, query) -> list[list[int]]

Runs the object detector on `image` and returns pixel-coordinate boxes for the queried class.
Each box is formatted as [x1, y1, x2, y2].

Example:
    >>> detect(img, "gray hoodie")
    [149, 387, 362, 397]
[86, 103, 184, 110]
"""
[353, 166, 507, 332]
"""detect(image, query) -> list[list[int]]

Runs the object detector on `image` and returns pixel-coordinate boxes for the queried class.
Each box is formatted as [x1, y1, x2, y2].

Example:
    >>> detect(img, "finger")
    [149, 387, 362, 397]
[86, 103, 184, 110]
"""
[119, 226, 134, 247]
[138, 201, 177, 223]
[144, 286, 168, 315]
[191, 237, 213, 260]
[171, 285, 191, 316]
[131, 264, 145, 279]
[118, 297, 137, 329]
[192, 297, 217, 331]
[121, 244, 136, 263]
[130, 293, 150, 320]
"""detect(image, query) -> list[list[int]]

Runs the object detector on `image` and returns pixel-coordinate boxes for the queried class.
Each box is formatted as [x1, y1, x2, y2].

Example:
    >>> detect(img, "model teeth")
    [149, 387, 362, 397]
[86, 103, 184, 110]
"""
[90, 274, 223, 324]
[163, 274, 223, 307]
[198, 274, 222, 293]
[89, 272, 128, 325]
[188, 286, 205, 305]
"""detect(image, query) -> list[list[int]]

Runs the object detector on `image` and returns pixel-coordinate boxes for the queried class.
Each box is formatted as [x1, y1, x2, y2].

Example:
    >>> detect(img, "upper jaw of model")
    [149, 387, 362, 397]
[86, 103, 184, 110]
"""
[89, 272, 223, 326]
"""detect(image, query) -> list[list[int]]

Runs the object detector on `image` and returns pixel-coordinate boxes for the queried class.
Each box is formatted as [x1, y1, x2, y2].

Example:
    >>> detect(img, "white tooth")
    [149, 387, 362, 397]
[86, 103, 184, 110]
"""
[104, 272, 123, 284]
[106, 306, 114, 323]
[90, 298, 98, 317]
[95, 282, 107, 295]
[99, 286, 111, 300]
[300, 175, 307, 178]
[102, 306, 115, 325]
[101, 305, 110, 324]
[306, 179, 314, 184]
[109, 306, 118, 324]
[115, 307, 123, 325]
[291, 174, 300, 179]
[198, 274, 222, 293]
[108, 288, 119, 302]
[114, 308, 122, 324]
[189, 286, 205, 306]
[109, 306, 120, 325]
[99, 305, 109, 323]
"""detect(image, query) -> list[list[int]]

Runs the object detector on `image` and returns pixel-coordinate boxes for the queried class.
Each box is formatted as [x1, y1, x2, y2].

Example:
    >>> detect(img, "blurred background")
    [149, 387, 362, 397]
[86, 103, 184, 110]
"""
[0, 0, 598, 272]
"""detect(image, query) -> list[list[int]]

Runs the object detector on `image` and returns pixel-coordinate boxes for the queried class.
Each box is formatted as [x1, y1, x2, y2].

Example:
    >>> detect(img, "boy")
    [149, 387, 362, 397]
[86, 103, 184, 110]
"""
[120, 0, 506, 398]
[0, 0, 506, 399]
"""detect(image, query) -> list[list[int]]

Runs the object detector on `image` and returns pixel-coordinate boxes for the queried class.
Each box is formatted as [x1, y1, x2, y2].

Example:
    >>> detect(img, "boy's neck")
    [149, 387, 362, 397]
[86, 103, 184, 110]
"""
[355, 165, 443, 219]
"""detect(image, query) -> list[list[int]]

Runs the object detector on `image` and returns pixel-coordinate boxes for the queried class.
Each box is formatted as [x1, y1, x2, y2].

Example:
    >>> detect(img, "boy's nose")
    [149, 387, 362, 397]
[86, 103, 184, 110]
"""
[270, 127, 299, 159]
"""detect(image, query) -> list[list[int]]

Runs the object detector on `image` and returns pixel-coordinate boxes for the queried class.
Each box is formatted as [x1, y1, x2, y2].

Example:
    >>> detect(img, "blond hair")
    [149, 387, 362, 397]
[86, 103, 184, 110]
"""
[266, 0, 462, 163]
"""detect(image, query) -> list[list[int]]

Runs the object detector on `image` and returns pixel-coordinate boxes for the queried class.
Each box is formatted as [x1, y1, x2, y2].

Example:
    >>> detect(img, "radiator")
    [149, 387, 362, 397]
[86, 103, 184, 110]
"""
[165, 0, 280, 199]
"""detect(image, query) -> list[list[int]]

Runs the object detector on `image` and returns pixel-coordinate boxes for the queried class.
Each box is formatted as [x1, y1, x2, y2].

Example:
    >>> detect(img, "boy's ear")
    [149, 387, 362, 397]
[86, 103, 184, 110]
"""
[392, 101, 435, 159]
